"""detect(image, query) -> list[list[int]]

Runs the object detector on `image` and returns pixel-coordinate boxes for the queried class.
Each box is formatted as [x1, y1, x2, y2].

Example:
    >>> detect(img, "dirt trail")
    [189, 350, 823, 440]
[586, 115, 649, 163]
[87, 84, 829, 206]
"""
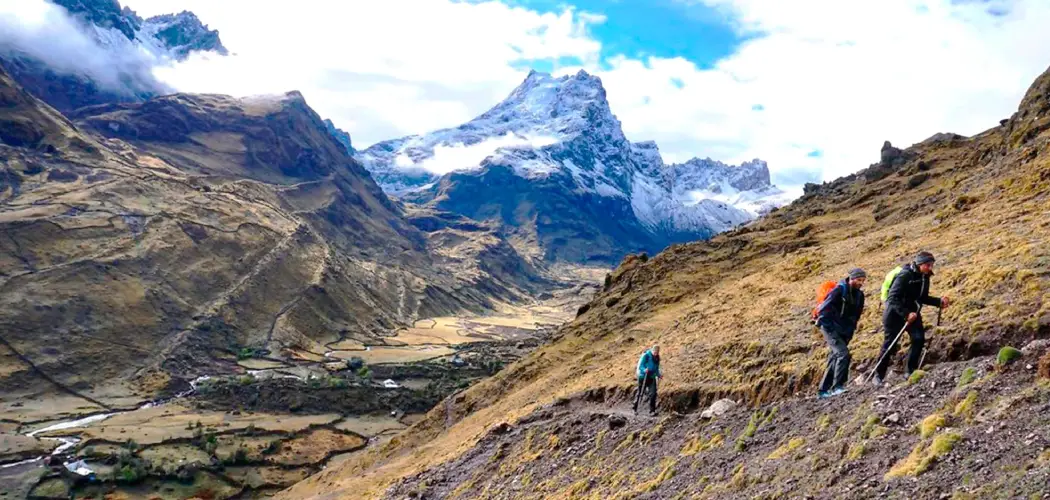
[0, 335, 111, 411]
[136, 223, 305, 381]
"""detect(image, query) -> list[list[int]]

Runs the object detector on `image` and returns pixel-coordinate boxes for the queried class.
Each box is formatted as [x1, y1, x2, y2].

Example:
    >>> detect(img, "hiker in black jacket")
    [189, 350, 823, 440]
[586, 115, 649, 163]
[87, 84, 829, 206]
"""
[873, 252, 951, 385]
[817, 268, 867, 398]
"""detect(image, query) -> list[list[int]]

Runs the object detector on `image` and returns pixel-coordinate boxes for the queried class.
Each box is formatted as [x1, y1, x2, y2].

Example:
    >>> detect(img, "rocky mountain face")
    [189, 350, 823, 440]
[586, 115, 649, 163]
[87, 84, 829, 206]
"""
[281, 64, 1050, 499]
[0, 0, 227, 114]
[137, 11, 228, 59]
[0, 65, 551, 409]
[324, 118, 354, 155]
[665, 157, 794, 216]
[53, 0, 226, 57]
[53, 0, 139, 40]
[357, 70, 787, 264]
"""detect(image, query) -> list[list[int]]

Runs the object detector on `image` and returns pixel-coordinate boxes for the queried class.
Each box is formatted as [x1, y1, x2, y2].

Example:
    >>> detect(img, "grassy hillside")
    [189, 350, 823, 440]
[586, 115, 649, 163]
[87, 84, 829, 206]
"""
[281, 66, 1050, 498]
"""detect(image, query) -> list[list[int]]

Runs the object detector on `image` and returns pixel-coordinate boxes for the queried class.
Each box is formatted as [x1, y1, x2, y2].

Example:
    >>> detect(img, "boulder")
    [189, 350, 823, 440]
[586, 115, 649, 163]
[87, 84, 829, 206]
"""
[323, 361, 348, 372]
[700, 399, 738, 419]
[490, 422, 513, 435]
[1021, 339, 1050, 357]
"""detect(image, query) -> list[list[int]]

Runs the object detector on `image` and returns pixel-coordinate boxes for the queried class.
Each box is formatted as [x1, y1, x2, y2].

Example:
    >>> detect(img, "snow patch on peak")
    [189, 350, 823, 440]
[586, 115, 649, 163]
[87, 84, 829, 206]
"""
[471, 69, 618, 141]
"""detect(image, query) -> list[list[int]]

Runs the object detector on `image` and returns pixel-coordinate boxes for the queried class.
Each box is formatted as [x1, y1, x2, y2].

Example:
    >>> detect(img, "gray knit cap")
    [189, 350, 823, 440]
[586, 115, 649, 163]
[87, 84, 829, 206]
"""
[915, 251, 936, 265]
[848, 268, 867, 280]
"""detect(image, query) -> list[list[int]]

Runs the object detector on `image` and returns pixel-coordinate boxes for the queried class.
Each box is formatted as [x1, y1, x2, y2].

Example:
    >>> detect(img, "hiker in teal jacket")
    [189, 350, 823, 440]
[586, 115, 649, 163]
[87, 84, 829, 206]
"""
[632, 345, 661, 415]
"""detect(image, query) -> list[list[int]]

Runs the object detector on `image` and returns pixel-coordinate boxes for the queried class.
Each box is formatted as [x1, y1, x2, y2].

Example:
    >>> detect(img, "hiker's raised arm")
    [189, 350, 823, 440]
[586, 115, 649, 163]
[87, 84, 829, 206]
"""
[922, 292, 942, 308]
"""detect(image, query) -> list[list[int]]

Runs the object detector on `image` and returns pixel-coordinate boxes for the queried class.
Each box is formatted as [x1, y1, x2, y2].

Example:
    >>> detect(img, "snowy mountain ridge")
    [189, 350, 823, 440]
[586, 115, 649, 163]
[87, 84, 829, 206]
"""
[0, 0, 227, 113]
[358, 70, 790, 245]
[357, 70, 627, 194]
[54, 0, 227, 63]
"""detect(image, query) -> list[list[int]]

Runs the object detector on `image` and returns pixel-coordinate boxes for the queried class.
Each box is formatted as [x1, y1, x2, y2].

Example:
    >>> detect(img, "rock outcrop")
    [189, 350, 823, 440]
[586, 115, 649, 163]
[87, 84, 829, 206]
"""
[323, 119, 354, 155]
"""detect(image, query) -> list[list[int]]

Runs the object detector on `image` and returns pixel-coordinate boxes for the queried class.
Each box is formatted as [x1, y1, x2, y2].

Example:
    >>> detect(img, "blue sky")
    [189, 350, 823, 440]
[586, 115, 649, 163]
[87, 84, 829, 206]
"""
[505, 0, 747, 71]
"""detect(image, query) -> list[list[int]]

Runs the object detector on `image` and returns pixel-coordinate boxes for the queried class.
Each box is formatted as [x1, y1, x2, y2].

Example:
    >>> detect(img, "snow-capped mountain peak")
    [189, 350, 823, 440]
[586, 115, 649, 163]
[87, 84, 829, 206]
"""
[356, 69, 794, 263]
[139, 11, 228, 60]
[357, 70, 625, 194]
[471, 70, 622, 140]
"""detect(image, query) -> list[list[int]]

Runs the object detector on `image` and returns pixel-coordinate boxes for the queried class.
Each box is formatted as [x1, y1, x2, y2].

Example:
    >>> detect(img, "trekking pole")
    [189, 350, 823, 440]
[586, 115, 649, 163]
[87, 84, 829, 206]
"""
[918, 304, 947, 369]
[866, 323, 909, 383]
[633, 371, 649, 414]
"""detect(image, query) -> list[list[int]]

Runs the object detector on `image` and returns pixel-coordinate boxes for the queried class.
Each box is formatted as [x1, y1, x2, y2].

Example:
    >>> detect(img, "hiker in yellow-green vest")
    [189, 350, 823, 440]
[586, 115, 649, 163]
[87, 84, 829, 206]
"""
[873, 251, 951, 385]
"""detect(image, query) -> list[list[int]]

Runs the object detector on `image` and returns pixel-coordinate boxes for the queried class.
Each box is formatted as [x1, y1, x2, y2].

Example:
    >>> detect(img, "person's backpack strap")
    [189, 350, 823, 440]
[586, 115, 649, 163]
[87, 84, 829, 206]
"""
[839, 281, 849, 316]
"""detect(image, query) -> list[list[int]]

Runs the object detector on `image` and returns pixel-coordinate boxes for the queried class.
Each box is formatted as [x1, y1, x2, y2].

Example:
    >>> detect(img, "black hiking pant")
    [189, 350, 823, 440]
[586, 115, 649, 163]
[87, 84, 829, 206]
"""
[633, 375, 657, 414]
[818, 326, 852, 393]
[875, 310, 925, 380]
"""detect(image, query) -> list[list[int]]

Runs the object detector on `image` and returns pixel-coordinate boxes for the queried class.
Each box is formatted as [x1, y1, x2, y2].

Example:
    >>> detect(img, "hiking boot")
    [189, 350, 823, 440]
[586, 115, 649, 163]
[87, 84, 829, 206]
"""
[830, 387, 846, 397]
[817, 391, 831, 399]
[871, 375, 884, 387]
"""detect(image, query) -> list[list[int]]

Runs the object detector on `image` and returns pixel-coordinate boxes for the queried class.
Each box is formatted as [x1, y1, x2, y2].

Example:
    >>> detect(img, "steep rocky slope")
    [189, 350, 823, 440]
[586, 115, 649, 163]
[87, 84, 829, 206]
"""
[358, 70, 787, 264]
[0, 65, 551, 417]
[279, 64, 1050, 499]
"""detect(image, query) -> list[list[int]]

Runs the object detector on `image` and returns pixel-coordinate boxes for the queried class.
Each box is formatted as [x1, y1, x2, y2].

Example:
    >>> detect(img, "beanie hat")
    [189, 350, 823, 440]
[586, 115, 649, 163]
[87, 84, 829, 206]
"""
[848, 268, 867, 280]
[915, 251, 936, 266]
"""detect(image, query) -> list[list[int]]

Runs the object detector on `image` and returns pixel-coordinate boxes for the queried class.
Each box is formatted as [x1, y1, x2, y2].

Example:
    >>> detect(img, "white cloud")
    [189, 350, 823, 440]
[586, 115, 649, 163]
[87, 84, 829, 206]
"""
[401, 133, 559, 176]
[0, 0, 166, 94]
[120, 0, 602, 147]
[122, 0, 1050, 188]
[597, 0, 1050, 184]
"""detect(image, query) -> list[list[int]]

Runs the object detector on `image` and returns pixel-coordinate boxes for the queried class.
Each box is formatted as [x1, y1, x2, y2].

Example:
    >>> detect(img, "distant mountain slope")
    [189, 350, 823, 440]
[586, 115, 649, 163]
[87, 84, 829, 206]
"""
[357, 70, 788, 264]
[0, 65, 550, 410]
[279, 63, 1050, 499]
